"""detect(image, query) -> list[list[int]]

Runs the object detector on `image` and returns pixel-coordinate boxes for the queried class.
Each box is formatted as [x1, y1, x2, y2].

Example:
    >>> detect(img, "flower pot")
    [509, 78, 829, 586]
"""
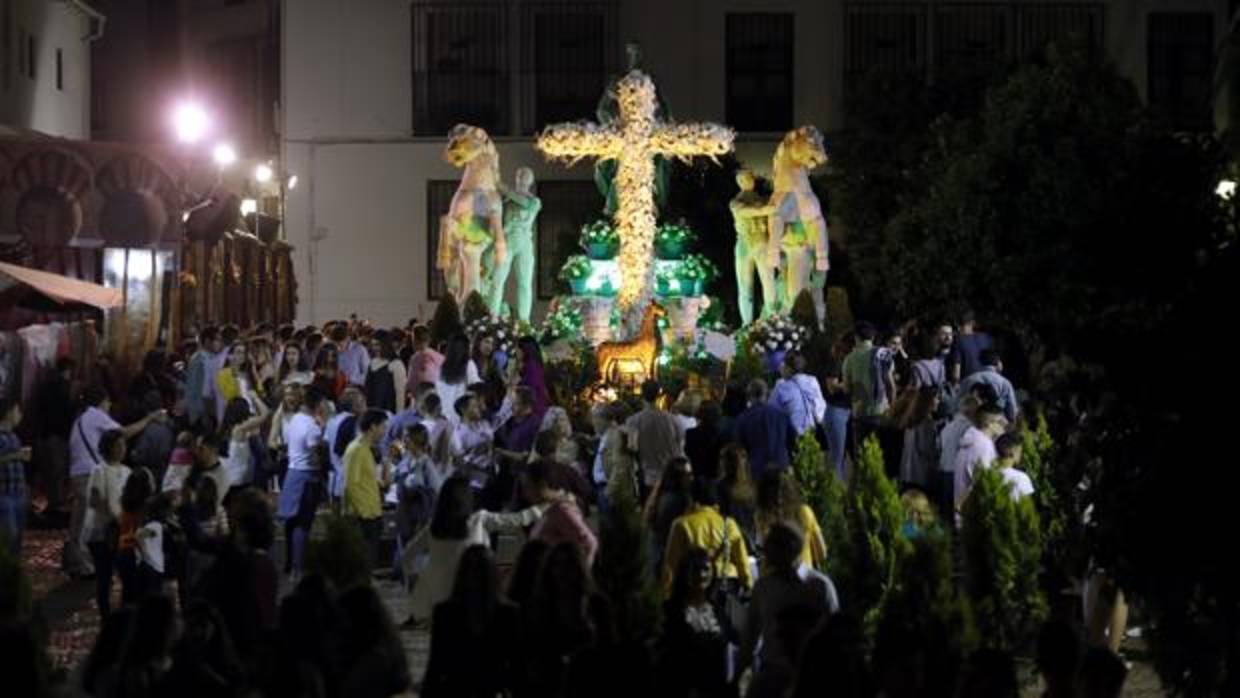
[655, 241, 688, 260]
[569, 277, 590, 295]
[655, 278, 676, 297]
[584, 241, 618, 260]
[678, 278, 701, 296]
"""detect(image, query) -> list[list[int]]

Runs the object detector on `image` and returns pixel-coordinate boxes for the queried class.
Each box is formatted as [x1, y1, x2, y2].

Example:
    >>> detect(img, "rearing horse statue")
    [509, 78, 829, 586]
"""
[767, 126, 829, 322]
[438, 124, 507, 305]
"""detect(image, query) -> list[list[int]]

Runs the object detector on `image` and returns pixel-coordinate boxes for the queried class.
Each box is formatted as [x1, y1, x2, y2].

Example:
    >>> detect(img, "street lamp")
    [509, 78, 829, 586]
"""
[212, 143, 237, 168]
[172, 101, 209, 144]
[287, 174, 298, 190]
[254, 163, 273, 183]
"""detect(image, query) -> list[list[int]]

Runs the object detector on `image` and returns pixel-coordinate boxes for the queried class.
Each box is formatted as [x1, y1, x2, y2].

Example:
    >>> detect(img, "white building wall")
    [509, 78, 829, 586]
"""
[0, 0, 94, 139]
[283, 0, 1231, 328]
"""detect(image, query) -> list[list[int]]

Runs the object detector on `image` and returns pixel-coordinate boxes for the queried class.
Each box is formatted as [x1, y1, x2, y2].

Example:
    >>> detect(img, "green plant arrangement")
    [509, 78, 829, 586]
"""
[654, 222, 697, 259]
[305, 514, 373, 592]
[791, 431, 839, 576]
[654, 266, 681, 297]
[875, 530, 978, 694]
[558, 255, 594, 294]
[1019, 414, 1076, 586]
[676, 253, 719, 296]
[727, 333, 766, 389]
[540, 302, 584, 342]
[845, 436, 910, 644]
[960, 465, 1047, 652]
[580, 219, 620, 260]
[428, 294, 464, 346]
[592, 480, 663, 644]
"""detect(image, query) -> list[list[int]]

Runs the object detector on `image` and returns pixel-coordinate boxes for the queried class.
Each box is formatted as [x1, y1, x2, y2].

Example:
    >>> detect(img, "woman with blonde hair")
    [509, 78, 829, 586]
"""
[755, 471, 827, 573]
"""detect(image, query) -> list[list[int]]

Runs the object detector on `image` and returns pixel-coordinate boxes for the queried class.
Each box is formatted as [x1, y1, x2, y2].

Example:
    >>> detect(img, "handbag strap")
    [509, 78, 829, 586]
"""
[77, 414, 100, 466]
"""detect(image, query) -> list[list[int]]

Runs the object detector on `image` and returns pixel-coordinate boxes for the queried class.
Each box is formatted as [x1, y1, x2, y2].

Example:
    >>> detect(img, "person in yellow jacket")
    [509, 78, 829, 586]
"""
[662, 477, 753, 595]
[343, 408, 396, 563]
[755, 471, 827, 573]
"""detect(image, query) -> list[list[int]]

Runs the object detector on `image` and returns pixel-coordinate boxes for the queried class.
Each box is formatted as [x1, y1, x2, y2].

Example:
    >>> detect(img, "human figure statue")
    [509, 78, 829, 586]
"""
[768, 126, 829, 323]
[731, 169, 778, 325]
[595, 42, 670, 216]
[438, 124, 506, 306]
[488, 167, 541, 322]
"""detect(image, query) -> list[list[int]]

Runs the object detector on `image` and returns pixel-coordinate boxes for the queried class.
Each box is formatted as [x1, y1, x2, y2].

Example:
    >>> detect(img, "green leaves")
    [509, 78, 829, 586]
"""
[960, 466, 1047, 651]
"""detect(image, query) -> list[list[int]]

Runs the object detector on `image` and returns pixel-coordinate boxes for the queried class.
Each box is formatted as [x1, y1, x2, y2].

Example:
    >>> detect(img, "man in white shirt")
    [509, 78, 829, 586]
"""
[953, 405, 1007, 523]
[994, 432, 1034, 501]
[277, 386, 329, 578]
[64, 386, 164, 578]
[769, 352, 826, 436]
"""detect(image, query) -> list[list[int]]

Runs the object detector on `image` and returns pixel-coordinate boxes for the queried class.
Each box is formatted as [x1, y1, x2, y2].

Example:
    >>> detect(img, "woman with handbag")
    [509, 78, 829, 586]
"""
[82, 429, 132, 615]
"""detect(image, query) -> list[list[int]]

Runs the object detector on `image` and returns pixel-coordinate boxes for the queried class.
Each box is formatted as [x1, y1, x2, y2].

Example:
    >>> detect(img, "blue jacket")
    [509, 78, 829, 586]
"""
[733, 403, 796, 477]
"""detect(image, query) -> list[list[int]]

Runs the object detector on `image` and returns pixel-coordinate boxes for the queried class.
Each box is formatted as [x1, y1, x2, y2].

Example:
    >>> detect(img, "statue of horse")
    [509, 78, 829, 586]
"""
[438, 124, 507, 305]
[597, 302, 666, 385]
[767, 126, 829, 322]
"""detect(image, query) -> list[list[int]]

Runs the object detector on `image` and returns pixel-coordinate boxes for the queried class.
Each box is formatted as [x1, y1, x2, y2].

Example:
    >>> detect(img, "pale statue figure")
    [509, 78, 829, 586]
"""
[731, 169, 778, 326]
[768, 126, 829, 322]
[438, 124, 506, 305]
[488, 166, 541, 322]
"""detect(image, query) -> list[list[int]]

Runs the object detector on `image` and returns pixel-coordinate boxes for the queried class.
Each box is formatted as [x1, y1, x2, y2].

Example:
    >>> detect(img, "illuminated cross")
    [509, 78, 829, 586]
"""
[537, 70, 734, 321]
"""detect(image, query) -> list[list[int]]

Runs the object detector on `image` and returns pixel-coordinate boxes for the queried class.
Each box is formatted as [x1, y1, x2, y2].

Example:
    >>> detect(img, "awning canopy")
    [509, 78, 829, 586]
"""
[0, 261, 123, 311]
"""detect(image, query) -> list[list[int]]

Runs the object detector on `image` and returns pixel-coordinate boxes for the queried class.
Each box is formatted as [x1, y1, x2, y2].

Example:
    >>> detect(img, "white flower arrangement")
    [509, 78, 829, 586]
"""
[466, 314, 516, 355]
[744, 314, 808, 355]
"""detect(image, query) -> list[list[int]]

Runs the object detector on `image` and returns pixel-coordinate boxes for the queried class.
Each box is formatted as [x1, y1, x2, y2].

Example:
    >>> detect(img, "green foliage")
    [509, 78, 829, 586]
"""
[305, 514, 372, 592]
[593, 482, 663, 643]
[875, 531, 977, 697]
[960, 467, 1047, 651]
[1019, 414, 1076, 580]
[846, 436, 911, 642]
[654, 222, 697, 247]
[558, 255, 593, 282]
[791, 431, 845, 577]
[679, 253, 720, 282]
[462, 291, 491, 326]
[837, 47, 1227, 359]
[540, 301, 584, 342]
[728, 333, 766, 389]
[428, 294, 464, 346]
[580, 219, 619, 245]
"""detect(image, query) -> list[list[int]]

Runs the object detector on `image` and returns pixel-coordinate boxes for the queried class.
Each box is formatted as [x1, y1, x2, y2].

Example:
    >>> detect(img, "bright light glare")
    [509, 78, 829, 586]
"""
[254, 164, 273, 183]
[212, 143, 237, 167]
[1217, 180, 1236, 199]
[240, 198, 258, 216]
[287, 175, 298, 190]
[172, 102, 209, 143]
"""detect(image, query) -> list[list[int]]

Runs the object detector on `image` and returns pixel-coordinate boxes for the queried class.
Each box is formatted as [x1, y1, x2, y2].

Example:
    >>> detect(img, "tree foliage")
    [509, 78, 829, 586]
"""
[593, 482, 663, 644]
[836, 47, 1227, 360]
[875, 531, 977, 698]
[792, 430, 844, 577]
[960, 467, 1046, 651]
[843, 436, 910, 641]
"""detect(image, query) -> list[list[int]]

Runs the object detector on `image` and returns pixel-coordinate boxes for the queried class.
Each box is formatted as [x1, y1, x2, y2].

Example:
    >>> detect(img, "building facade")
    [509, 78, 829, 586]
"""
[282, 0, 1231, 328]
[0, 0, 101, 138]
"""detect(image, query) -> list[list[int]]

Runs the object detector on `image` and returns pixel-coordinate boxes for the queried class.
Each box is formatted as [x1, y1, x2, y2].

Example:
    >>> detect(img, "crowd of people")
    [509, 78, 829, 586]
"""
[0, 311, 1132, 697]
